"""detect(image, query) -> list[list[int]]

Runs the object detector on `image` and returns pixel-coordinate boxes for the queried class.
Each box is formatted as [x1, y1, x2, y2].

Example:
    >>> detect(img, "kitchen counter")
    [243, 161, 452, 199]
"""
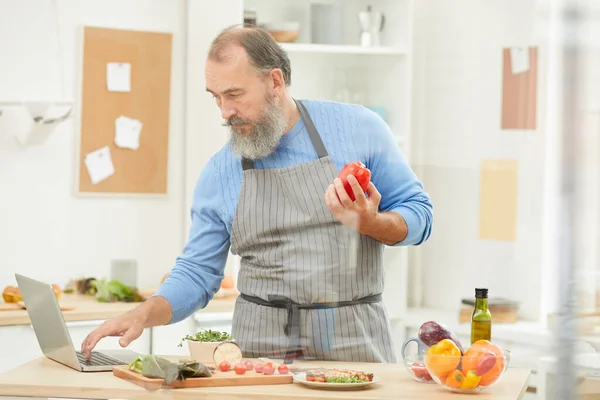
[0, 292, 238, 326]
[0, 357, 530, 400]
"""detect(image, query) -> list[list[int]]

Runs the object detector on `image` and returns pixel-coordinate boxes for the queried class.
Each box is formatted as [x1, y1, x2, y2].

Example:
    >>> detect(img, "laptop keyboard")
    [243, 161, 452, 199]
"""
[76, 351, 124, 366]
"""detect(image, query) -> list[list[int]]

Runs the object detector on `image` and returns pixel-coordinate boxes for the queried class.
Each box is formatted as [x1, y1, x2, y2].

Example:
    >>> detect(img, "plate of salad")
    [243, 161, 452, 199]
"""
[293, 368, 379, 390]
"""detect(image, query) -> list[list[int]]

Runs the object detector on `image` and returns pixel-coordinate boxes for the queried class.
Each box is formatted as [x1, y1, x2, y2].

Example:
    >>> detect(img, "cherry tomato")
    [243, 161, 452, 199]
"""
[234, 363, 246, 375]
[254, 362, 264, 373]
[422, 369, 433, 381]
[411, 362, 424, 378]
[306, 375, 315, 382]
[218, 360, 230, 372]
[338, 161, 371, 201]
[244, 360, 254, 371]
[277, 364, 289, 374]
[262, 365, 274, 375]
[315, 377, 326, 383]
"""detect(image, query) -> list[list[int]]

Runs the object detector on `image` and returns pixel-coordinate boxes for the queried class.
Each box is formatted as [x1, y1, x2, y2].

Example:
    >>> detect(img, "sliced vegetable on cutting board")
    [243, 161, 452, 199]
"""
[213, 341, 243, 370]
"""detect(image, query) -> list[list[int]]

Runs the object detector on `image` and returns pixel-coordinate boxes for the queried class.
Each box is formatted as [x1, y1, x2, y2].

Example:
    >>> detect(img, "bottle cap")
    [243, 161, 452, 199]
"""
[475, 288, 488, 298]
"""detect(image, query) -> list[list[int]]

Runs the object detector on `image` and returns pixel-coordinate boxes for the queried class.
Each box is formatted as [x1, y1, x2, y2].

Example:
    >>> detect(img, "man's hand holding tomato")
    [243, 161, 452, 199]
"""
[325, 173, 381, 235]
[325, 161, 409, 246]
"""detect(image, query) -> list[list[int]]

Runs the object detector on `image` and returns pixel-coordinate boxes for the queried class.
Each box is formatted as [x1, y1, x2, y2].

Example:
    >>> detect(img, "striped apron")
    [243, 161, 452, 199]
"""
[230, 100, 396, 364]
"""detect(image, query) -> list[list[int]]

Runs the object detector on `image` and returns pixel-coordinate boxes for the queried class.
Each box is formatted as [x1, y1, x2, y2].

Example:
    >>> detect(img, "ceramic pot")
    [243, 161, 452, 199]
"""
[187, 341, 223, 365]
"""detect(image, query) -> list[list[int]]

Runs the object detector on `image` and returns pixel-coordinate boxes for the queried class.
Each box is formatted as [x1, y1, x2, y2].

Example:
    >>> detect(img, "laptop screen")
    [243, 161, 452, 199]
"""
[15, 274, 80, 368]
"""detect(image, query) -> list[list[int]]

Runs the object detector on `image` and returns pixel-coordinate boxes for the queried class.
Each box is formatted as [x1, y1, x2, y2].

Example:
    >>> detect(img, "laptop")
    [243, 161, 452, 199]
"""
[15, 273, 140, 372]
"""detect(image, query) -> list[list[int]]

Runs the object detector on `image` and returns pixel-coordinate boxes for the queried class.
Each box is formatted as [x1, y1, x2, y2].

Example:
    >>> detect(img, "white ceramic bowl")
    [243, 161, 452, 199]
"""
[187, 341, 223, 365]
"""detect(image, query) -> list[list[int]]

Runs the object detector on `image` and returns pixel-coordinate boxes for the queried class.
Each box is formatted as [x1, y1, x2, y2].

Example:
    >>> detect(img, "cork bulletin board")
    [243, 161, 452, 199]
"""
[76, 26, 172, 195]
[501, 46, 538, 130]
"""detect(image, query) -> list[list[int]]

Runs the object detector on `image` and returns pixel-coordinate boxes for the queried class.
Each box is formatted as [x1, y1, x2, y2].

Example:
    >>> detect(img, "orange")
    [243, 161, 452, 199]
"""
[160, 273, 169, 283]
[221, 275, 234, 289]
[461, 340, 504, 386]
[51, 284, 63, 300]
[2, 286, 22, 303]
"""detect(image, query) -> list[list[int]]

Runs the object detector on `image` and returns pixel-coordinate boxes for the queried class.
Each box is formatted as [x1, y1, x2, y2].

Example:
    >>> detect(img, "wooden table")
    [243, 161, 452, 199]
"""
[0, 357, 530, 400]
[0, 292, 238, 327]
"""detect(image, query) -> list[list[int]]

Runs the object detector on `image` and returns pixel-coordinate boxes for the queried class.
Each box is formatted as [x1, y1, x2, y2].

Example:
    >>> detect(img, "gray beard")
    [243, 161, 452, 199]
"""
[225, 101, 287, 160]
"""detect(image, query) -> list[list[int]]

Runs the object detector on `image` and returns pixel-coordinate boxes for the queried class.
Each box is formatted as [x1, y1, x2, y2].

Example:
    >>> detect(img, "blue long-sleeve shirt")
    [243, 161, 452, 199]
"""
[155, 100, 433, 323]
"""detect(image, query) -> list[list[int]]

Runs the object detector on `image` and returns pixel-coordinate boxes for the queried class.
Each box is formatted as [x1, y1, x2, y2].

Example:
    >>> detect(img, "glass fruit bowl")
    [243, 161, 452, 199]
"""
[423, 339, 511, 394]
[403, 355, 435, 384]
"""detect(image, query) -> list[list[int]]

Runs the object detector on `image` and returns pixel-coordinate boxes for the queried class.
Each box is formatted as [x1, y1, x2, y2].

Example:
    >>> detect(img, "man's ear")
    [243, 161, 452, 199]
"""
[269, 68, 286, 95]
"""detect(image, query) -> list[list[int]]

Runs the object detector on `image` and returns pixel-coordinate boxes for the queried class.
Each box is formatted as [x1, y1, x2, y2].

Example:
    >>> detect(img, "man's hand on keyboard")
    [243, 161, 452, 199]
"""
[80, 296, 173, 360]
[80, 309, 145, 360]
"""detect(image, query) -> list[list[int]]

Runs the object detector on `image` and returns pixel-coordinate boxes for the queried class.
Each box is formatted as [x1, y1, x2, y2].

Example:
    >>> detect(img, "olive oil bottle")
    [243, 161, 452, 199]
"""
[471, 288, 492, 344]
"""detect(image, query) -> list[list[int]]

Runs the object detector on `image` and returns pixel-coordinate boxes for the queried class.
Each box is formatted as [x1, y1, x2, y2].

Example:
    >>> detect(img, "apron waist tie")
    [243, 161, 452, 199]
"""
[239, 293, 383, 364]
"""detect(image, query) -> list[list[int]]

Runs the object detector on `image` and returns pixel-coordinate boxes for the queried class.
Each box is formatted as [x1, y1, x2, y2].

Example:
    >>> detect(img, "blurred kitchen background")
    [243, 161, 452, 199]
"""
[1, 0, 600, 398]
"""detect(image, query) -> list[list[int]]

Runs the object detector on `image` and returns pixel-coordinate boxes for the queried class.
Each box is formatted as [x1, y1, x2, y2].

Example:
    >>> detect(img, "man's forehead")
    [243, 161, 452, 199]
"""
[216, 45, 249, 64]
[205, 46, 254, 91]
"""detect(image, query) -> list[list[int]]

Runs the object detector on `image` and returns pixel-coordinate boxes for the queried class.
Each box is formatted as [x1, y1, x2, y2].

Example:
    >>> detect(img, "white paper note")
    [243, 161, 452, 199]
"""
[114, 115, 142, 150]
[107, 62, 131, 92]
[84, 146, 115, 184]
[510, 47, 530, 74]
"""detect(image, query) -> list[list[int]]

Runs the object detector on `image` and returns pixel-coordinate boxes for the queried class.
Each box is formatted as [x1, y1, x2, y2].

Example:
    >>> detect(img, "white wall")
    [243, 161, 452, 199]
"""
[409, 0, 546, 321]
[184, 0, 244, 277]
[0, 0, 186, 289]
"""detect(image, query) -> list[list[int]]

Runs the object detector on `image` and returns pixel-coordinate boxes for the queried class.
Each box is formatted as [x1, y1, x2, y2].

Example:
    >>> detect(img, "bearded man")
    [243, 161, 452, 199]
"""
[81, 25, 433, 364]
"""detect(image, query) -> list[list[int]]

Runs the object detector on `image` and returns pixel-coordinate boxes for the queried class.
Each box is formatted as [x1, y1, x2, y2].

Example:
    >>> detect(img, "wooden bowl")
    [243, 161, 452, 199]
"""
[268, 30, 299, 43]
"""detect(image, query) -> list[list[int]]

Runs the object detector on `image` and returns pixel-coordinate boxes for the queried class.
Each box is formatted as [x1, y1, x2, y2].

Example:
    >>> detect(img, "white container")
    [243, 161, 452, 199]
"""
[310, 1, 343, 45]
[187, 341, 223, 365]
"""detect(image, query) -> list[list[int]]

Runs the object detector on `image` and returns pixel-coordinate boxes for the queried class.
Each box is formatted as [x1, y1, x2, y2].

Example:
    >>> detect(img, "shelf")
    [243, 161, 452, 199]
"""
[402, 307, 554, 347]
[279, 43, 406, 56]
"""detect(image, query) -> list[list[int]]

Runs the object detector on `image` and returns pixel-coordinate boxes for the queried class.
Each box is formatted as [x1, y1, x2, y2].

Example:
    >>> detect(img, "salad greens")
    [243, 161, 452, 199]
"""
[93, 278, 142, 303]
[178, 329, 233, 346]
[326, 376, 369, 383]
[128, 355, 212, 385]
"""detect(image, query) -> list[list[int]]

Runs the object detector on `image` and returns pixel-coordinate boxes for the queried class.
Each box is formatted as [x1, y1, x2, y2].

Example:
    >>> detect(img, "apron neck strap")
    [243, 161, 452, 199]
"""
[241, 99, 328, 171]
[296, 99, 329, 159]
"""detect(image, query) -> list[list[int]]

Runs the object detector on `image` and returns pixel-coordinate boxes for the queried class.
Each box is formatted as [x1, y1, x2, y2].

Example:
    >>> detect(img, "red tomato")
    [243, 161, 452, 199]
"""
[244, 360, 254, 371]
[254, 362, 264, 373]
[422, 369, 432, 381]
[306, 375, 315, 382]
[411, 362, 427, 379]
[315, 377, 326, 383]
[278, 364, 289, 374]
[234, 363, 246, 375]
[218, 360, 230, 372]
[262, 365, 274, 375]
[338, 161, 371, 201]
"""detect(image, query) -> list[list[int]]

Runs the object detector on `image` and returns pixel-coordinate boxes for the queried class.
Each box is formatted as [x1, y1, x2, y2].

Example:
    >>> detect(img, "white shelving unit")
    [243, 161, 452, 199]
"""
[242, 0, 415, 361]
[279, 42, 407, 55]
[244, 0, 414, 158]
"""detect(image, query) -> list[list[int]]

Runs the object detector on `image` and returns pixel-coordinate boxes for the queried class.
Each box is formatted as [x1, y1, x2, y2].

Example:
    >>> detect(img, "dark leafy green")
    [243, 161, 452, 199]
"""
[178, 361, 212, 379]
[178, 329, 233, 346]
[128, 355, 212, 385]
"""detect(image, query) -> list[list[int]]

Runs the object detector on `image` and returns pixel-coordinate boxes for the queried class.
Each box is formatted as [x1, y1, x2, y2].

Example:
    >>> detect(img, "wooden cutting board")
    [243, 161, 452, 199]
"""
[0, 302, 76, 312]
[113, 365, 293, 389]
[0, 303, 20, 311]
